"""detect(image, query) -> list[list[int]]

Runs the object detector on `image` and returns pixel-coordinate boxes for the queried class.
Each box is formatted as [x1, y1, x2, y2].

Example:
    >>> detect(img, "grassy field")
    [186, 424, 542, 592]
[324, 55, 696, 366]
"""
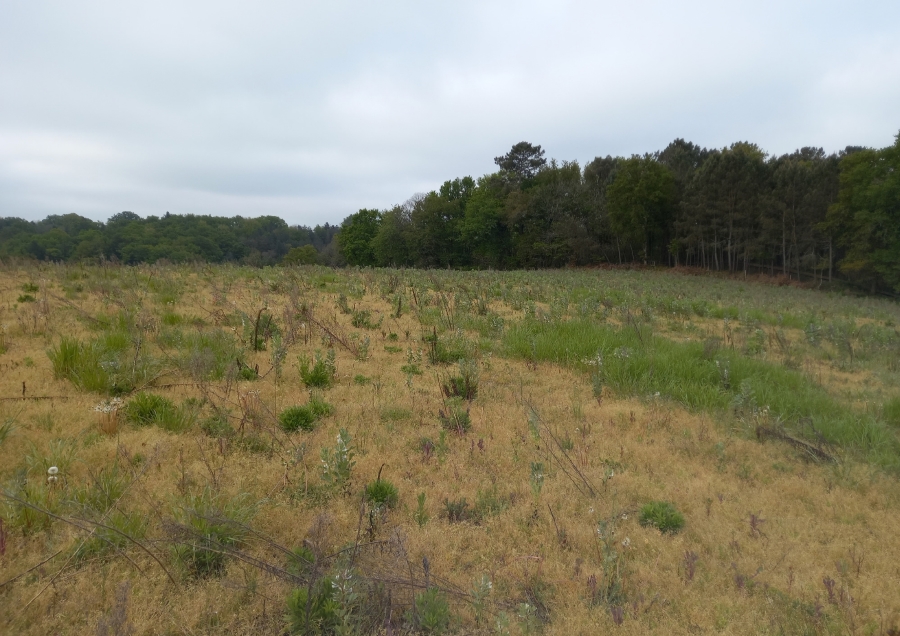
[1, 262, 899, 635]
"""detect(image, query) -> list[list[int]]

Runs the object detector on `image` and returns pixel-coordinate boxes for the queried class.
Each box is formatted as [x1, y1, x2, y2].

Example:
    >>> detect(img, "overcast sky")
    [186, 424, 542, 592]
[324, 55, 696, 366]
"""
[1, 1, 898, 226]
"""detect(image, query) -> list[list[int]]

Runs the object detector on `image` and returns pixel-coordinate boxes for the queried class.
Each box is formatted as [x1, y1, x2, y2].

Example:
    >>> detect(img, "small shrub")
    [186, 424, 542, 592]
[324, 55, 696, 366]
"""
[17, 294, 36, 303]
[321, 428, 355, 487]
[201, 413, 235, 438]
[443, 497, 470, 523]
[353, 374, 370, 385]
[122, 393, 195, 432]
[72, 510, 147, 564]
[365, 479, 399, 510]
[171, 490, 255, 578]
[883, 396, 900, 427]
[21, 282, 39, 293]
[639, 501, 685, 533]
[286, 577, 339, 634]
[407, 587, 452, 634]
[299, 349, 336, 388]
[351, 309, 380, 329]
[439, 398, 471, 434]
[441, 359, 479, 401]
[279, 396, 334, 432]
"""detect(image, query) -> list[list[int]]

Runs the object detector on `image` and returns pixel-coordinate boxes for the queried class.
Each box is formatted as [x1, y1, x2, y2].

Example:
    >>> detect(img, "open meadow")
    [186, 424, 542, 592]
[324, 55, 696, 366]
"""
[1, 262, 899, 635]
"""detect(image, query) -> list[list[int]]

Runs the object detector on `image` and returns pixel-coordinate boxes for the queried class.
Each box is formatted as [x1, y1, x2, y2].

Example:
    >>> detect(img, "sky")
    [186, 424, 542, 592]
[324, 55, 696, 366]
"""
[1, 0, 898, 227]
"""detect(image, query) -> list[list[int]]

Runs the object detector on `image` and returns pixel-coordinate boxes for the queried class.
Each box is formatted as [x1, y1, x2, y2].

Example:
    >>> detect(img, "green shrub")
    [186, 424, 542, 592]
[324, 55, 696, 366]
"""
[407, 587, 451, 634]
[286, 578, 339, 634]
[21, 282, 39, 293]
[365, 479, 399, 510]
[48, 333, 155, 395]
[121, 393, 195, 432]
[69, 464, 128, 514]
[279, 396, 334, 432]
[171, 490, 255, 578]
[299, 350, 336, 388]
[439, 398, 471, 434]
[639, 501, 685, 533]
[441, 359, 479, 401]
[883, 397, 900, 427]
[17, 294, 36, 303]
[72, 510, 147, 564]
[201, 413, 235, 438]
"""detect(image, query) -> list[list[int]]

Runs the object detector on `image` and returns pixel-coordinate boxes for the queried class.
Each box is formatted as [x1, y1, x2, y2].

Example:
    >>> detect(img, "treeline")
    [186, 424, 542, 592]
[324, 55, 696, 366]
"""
[338, 135, 900, 293]
[0, 211, 342, 267]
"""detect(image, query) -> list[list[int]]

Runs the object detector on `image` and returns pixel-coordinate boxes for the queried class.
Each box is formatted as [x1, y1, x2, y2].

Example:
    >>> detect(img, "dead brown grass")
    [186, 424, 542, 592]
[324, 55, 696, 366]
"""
[0, 263, 898, 635]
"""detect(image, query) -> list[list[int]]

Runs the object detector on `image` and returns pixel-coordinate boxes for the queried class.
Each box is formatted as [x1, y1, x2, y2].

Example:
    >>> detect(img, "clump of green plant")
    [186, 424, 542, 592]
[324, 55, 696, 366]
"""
[21, 282, 39, 293]
[414, 492, 430, 527]
[439, 397, 471, 434]
[48, 334, 155, 395]
[441, 359, 479, 401]
[639, 501, 685, 533]
[407, 587, 452, 634]
[321, 428, 355, 487]
[170, 489, 255, 578]
[122, 393, 196, 432]
[365, 475, 399, 510]
[200, 413, 234, 438]
[299, 349, 336, 388]
[0, 416, 15, 447]
[424, 328, 469, 365]
[3, 479, 58, 535]
[883, 396, 900, 427]
[72, 510, 147, 564]
[69, 464, 129, 514]
[351, 308, 381, 329]
[246, 309, 280, 351]
[279, 396, 334, 432]
[286, 577, 339, 634]
[17, 294, 36, 303]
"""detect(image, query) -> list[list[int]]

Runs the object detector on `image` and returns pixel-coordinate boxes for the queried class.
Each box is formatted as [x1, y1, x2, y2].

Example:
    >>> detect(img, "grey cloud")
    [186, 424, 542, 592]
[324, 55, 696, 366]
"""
[1, 0, 898, 225]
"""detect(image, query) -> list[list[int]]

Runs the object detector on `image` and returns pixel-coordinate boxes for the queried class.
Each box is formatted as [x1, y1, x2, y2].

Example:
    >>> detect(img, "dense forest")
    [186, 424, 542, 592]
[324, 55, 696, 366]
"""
[1, 133, 898, 293]
[0, 212, 341, 267]
[339, 134, 900, 293]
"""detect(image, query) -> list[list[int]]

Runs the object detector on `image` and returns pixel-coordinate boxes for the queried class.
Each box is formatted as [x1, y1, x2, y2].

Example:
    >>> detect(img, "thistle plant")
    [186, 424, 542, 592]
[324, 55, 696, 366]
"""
[471, 574, 492, 625]
[529, 462, 545, 497]
[321, 428, 355, 487]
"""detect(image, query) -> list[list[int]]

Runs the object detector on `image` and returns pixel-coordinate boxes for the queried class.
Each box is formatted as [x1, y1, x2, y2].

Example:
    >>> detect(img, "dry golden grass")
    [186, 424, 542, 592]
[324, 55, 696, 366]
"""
[0, 262, 899, 635]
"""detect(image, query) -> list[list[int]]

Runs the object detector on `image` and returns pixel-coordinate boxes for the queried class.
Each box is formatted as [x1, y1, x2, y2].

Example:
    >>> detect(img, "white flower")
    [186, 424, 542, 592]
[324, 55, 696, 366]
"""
[622, 537, 631, 548]
[47, 466, 59, 476]
[621, 513, 628, 520]
[47, 475, 58, 484]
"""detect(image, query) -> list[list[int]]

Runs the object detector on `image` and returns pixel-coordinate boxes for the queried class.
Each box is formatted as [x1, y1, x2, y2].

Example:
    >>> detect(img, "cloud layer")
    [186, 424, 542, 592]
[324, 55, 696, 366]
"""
[2, 0, 898, 225]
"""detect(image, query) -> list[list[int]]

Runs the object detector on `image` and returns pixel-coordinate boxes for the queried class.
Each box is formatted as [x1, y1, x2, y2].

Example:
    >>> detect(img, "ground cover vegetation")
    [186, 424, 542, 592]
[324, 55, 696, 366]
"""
[0, 262, 899, 634]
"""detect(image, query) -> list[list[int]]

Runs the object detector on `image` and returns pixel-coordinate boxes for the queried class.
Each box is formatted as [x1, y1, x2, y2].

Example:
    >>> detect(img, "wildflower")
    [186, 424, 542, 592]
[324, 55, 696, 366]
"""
[47, 466, 59, 476]
[622, 537, 631, 548]
[47, 476, 58, 484]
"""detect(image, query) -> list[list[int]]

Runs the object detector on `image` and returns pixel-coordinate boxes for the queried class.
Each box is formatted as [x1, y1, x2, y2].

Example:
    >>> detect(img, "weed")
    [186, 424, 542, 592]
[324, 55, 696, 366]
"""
[201, 413, 235, 438]
[286, 577, 339, 634]
[414, 492, 429, 527]
[639, 501, 685, 533]
[443, 497, 470, 523]
[122, 393, 195, 432]
[298, 349, 336, 388]
[441, 359, 479, 401]
[439, 397, 471, 434]
[170, 489, 255, 578]
[320, 428, 355, 487]
[280, 396, 334, 433]
[364, 478, 399, 510]
[407, 587, 452, 634]
[72, 510, 147, 564]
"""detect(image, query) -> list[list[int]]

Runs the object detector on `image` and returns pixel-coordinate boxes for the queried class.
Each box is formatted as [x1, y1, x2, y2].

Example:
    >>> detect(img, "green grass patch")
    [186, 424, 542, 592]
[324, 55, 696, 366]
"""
[503, 319, 900, 470]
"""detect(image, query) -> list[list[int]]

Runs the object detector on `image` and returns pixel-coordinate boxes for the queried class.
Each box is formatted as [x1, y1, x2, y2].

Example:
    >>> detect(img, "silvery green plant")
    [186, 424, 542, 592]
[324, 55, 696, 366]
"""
[321, 428, 355, 487]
